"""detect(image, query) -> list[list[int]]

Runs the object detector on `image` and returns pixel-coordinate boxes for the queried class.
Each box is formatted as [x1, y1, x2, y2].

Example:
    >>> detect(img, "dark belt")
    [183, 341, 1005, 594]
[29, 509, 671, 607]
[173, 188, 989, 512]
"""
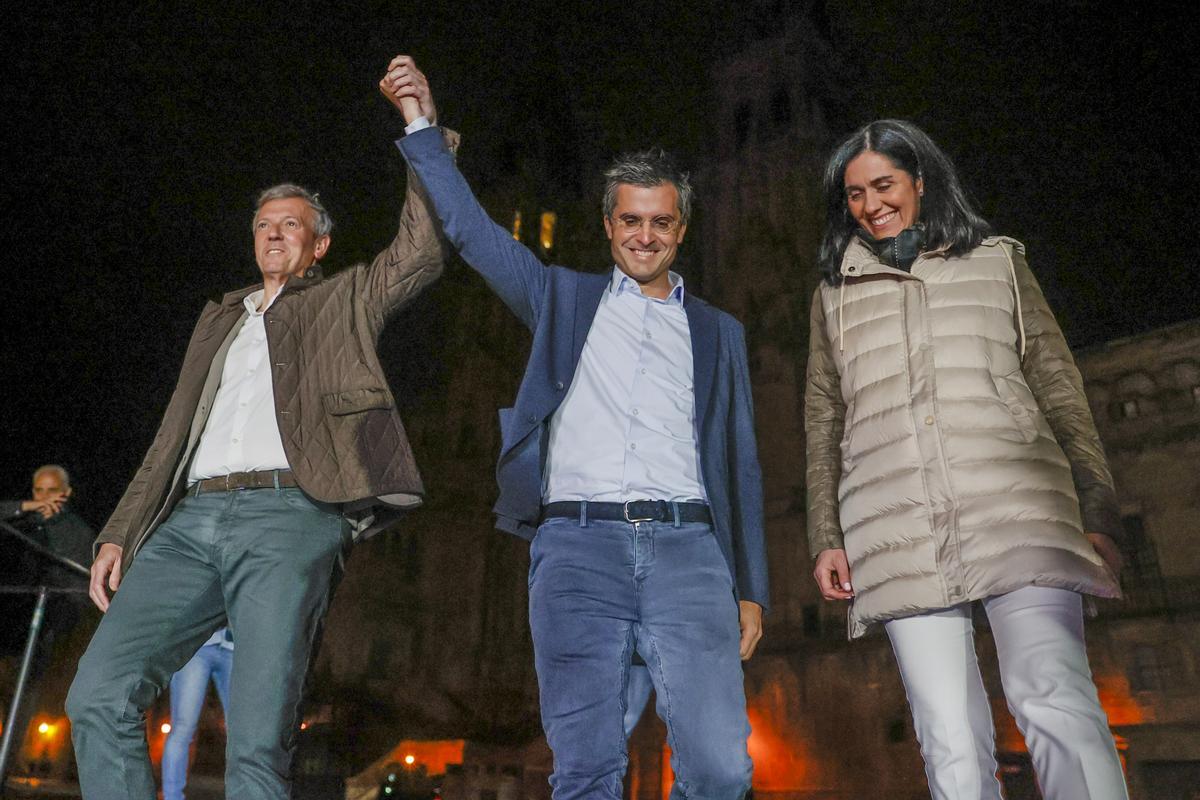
[193, 469, 297, 494]
[540, 500, 711, 525]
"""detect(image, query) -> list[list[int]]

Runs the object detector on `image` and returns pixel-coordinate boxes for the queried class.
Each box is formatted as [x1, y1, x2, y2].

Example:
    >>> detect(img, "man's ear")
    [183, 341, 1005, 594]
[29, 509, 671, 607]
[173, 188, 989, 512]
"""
[675, 223, 687, 245]
[313, 235, 331, 260]
[602, 215, 614, 241]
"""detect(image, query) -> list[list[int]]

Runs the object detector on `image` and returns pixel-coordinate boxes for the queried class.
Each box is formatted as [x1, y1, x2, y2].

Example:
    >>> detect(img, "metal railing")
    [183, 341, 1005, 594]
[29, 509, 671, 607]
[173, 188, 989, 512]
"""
[0, 520, 90, 792]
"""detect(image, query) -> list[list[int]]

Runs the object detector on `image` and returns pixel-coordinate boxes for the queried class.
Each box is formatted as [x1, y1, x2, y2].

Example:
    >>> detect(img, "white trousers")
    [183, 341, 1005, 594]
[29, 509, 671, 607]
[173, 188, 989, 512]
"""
[884, 586, 1128, 800]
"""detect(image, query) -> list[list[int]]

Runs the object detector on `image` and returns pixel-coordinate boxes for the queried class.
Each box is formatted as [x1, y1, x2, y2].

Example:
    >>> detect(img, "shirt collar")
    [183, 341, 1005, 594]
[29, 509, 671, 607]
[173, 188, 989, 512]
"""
[242, 286, 283, 315]
[609, 267, 686, 305]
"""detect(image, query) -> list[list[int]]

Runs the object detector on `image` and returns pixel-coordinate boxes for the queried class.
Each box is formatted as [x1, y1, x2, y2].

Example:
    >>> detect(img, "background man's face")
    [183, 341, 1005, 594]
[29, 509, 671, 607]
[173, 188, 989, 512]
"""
[32, 470, 70, 502]
[253, 197, 330, 280]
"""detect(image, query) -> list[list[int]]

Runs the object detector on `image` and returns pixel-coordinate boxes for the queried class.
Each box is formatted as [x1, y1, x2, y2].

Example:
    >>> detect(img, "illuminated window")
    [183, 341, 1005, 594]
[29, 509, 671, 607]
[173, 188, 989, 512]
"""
[511, 211, 522, 241]
[539, 211, 557, 252]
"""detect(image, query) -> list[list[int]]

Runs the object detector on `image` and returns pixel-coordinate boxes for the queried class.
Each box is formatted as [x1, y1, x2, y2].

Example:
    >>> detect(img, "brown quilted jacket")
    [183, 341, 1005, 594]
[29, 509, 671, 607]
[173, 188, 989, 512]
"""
[805, 237, 1122, 636]
[98, 131, 459, 570]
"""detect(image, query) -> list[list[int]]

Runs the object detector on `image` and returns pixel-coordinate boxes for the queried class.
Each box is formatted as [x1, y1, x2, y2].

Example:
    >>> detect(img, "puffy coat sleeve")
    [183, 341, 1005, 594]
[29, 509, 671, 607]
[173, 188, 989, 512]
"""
[804, 287, 847, 558]
[1010, 245, 1124, 542]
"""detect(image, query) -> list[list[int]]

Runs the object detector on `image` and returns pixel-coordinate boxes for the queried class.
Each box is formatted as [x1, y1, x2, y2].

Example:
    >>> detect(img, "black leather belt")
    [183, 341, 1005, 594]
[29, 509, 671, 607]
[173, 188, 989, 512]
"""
[193, 469, 297, 494]
[540, 500, 711, 525]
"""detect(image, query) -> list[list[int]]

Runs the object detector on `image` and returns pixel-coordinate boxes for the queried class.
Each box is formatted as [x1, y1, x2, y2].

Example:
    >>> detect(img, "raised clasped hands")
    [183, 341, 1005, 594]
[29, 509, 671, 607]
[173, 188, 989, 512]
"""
[379, 55, 437, 127]
[21, 496, 66, 520]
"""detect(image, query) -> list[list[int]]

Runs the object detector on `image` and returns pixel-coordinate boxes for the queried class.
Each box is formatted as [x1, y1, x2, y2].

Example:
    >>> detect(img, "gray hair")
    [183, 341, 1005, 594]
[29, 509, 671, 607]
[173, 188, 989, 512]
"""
[602, 148, 694, 226]
[33, 464, 70, 489]
[253, 183, 333, 238]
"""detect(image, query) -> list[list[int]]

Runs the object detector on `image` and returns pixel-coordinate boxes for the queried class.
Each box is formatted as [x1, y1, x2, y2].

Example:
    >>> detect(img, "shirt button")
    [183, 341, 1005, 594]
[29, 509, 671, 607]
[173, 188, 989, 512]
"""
[644, 331, 652, 339]
[924, 415, 935, 425]
[526, 414, 536, 423]
[632, 408, 639, 416]
[630, 443, 637, 450]
[640, 368, 647, 375]
[554, 381, 564, 391]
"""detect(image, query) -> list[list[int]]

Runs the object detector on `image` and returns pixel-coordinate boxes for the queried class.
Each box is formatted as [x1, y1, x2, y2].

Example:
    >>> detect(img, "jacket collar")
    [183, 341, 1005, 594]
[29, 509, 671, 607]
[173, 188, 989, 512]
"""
[219, 263, 326, 307]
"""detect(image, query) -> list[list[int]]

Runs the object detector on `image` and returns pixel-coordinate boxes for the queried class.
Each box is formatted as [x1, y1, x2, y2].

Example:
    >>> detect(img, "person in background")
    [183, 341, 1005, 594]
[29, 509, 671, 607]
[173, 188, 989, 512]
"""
[0, 464, 95, 762]
[161, 628, 233, 800]
[805, 118, 1128, 800]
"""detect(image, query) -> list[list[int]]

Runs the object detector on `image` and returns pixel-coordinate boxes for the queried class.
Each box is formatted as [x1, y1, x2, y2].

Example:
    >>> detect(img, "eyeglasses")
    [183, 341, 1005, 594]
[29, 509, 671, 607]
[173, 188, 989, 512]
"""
[610, 214, 682, 235]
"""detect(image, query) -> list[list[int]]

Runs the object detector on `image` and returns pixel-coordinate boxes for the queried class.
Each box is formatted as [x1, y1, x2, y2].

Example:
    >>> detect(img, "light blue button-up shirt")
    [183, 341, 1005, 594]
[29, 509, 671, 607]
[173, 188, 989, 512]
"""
[543, 267, 707, 503]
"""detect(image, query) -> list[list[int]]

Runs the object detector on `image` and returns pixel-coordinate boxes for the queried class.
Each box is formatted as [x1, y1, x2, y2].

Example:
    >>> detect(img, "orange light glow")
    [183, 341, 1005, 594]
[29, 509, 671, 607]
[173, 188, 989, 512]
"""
[745, 707, 811, 790]
[404, 754, 416, 765]
[37, 723, 52, 736]
[300, 722, 308, 730]
[161, 723, 172, 734]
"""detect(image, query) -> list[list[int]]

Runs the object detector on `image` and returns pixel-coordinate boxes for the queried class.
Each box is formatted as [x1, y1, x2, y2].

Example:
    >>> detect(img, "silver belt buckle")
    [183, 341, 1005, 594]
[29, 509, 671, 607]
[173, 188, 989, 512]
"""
[623, 500, 657, 523]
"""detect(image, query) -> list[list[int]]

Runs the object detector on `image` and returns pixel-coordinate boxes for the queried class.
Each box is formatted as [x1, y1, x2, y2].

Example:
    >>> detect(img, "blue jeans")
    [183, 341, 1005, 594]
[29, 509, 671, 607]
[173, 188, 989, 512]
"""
[528, 517, 752, 800]
[162, 639, 233, 800]
[67, 487, 348, 800]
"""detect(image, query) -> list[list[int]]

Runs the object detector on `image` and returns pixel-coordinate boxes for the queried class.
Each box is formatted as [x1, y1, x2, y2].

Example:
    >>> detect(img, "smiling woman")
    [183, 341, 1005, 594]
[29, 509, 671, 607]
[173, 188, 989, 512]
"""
[805, 119, 1131, 799]
[816, 119, 990, 284]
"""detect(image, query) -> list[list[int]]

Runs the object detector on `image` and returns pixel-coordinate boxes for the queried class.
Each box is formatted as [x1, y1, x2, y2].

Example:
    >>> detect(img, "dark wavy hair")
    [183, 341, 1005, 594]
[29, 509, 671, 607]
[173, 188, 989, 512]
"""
[816, 119, 991, 284]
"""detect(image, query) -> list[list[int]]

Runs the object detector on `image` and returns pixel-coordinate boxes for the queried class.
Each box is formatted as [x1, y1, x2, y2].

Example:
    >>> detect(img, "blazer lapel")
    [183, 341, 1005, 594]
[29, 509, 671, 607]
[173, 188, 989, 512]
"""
[685, 295, 719, 434]
[572, 272, 608, 367]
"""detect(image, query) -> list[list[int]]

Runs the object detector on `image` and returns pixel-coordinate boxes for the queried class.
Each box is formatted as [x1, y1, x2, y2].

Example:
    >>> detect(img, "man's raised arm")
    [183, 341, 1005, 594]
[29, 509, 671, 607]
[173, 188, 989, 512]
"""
[379, 55, 548, 332]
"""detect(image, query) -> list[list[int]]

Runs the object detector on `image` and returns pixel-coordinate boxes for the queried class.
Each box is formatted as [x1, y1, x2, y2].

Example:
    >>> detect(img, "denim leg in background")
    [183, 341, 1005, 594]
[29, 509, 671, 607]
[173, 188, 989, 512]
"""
[162, 640, 233, 800]
[528, 517, 751, 800]
[622, 664, 653, 739]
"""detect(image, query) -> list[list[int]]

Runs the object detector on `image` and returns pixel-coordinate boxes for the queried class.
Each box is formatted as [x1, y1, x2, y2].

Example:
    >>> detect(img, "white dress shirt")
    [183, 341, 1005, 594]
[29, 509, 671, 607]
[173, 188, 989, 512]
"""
[187, 289, 290, 482]
[544, 268, 707, 504]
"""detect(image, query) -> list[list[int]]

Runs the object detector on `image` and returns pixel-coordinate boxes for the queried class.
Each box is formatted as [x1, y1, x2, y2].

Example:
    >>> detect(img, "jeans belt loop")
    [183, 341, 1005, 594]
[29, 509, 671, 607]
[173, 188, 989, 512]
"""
[272, 469, 281, 492]
[224, 474, 232, 492]
[671, 501, 682, 528]
[580, 500, 588, 528]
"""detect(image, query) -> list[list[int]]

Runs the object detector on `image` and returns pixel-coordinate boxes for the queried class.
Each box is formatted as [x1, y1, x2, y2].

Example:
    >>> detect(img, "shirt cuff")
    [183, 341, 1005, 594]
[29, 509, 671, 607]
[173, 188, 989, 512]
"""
[404, 116, 432, 135]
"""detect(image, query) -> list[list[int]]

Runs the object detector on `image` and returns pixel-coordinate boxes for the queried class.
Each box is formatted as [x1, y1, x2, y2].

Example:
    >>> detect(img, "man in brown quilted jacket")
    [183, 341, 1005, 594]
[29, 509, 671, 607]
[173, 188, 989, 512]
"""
[65, 89, 449, 800]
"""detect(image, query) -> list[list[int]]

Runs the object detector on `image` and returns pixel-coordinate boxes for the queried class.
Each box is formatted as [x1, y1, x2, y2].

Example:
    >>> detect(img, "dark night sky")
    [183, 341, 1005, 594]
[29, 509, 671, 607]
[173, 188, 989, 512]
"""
[2, 1, 1197, 529]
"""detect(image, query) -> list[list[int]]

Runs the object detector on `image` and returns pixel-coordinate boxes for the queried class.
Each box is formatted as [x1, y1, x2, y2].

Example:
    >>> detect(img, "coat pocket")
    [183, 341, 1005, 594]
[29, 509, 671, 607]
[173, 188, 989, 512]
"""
[991, 372, 1039, 444]
[322, 386, 393, 416]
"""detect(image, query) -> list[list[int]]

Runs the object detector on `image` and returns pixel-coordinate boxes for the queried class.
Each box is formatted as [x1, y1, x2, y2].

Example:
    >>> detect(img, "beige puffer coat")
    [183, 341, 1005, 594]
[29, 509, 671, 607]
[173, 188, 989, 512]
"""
[805, 236, 1122, 638]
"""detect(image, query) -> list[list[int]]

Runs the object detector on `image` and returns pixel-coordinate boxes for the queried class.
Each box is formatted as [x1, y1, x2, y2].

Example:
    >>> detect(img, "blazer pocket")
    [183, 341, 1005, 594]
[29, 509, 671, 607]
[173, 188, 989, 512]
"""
[322, 387, 394, 416]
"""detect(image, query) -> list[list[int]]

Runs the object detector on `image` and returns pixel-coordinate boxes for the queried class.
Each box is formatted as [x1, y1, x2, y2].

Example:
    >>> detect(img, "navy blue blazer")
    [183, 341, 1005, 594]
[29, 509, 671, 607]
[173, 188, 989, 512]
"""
[398, 127, 769, 608]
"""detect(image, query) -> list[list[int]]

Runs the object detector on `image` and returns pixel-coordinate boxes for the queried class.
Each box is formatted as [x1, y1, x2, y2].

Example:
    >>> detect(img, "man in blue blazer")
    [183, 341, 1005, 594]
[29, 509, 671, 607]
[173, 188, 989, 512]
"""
[382, 56, 767, 800]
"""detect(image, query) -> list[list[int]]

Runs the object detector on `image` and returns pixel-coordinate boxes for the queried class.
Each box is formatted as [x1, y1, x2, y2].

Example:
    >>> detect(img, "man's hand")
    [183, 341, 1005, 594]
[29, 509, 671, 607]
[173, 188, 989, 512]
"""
[89, 543, 124, 612]
[1087, 532, 1124, 578]
[738, 600, 763, 660]
[814, 548, 855, 601]
[379, 55, 437, 126]
[21, 497, 66, 519]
